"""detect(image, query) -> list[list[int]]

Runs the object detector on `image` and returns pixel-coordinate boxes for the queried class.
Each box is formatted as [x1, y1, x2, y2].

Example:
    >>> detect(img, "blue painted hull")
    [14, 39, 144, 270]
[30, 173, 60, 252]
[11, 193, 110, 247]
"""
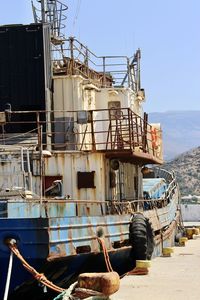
[6, 219, 179, 300]
[2, 236, 134, 300]
[0, 218, 48, 300]
[0, 216, 134, 300]
[0, 200, 180, 300]
[9, 250, 134, 300]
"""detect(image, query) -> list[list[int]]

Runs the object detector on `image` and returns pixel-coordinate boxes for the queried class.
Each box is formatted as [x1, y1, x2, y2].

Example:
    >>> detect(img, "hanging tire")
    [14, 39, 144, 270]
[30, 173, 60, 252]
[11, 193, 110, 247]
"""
[129, 213, 155, 260]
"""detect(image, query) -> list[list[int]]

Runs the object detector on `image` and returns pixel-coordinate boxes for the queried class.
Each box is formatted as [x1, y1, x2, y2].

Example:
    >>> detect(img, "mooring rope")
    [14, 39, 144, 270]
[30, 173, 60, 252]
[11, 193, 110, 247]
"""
[6, 237, 114, 299]
[7, 239, 64, 294]
[97, 237, 113, 273]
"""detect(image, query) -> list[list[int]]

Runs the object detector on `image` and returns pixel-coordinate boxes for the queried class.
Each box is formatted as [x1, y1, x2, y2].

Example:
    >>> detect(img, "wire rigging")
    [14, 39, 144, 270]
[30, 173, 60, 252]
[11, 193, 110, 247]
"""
[72, 0, 82, 33]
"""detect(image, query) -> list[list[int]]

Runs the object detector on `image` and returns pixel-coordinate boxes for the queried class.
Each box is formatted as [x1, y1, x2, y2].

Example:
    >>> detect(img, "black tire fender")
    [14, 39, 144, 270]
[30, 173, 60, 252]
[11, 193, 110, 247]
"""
[129, 213, 155, 260]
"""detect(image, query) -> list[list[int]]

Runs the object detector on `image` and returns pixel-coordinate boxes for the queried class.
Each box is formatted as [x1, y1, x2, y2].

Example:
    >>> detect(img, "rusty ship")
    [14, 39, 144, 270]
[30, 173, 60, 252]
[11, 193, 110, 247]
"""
[0, 1, 183, 299]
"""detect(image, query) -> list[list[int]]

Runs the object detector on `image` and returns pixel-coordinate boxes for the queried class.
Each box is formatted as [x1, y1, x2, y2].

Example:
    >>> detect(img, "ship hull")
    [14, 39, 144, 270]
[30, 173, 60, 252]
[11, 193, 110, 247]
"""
[8, 246, 134, 300]
[0, 216, 133, 300]
[0, 209, 180, 300]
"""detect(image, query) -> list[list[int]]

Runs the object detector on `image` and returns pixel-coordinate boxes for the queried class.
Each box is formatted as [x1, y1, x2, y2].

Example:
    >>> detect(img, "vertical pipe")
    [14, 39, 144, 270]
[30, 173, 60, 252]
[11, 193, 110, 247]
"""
[90, 111, 96, 151]
[131, 110, 135, 148]
[58, 3, 62, 36]
[118, 166, 122, 202]
[127, 109, 132, 149]
[102, 57, 106, 87]
[85, 47, 89, 77]
[69, 37, 74, 75]
[42, 17, 52, 152]
[41, 0, 46, 23]
[143, 112, 148, 153]
[127, 57, 130, 88]
[136, 165, 140, 211]
[3, 251, 13, 300]
[40, 125, 43, 217]
[37, 113, 43, 216]
[21, 147, 25, 189]
[137, 49, 141, 92]
[27, 148, 33, 192]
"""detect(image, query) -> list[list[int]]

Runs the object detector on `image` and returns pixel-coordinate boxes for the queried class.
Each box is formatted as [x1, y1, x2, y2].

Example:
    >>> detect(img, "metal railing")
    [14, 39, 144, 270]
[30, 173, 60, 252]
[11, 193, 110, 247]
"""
[0, 108, 162, 161]
[0, 196, 174, 219]
[52, 37, 141, 90]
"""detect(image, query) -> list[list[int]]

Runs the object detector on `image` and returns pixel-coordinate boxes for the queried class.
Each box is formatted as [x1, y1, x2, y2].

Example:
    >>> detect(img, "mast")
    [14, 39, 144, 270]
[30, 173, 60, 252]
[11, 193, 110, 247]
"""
[31, 1, 69, 201]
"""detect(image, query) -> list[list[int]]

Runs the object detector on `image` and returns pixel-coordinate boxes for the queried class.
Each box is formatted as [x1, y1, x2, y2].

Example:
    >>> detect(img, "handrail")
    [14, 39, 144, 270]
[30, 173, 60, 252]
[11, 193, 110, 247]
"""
[0, 197, 169, 204]
[52, 37, 141, 89]
[0, 108, 162, 162]
[0, 177, 178, 219]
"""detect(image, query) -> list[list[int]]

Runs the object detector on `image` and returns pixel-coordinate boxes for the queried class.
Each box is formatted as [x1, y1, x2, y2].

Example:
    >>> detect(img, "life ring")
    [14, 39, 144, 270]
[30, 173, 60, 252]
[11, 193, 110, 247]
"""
[151, 128, 158, 150]
[129, 213, 155, 260]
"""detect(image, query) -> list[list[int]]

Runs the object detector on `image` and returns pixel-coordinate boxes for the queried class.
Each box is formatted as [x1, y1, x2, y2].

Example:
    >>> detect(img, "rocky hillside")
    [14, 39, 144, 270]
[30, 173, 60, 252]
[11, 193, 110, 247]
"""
[163, 146, 200, 196]
[149, 111, 200, 160]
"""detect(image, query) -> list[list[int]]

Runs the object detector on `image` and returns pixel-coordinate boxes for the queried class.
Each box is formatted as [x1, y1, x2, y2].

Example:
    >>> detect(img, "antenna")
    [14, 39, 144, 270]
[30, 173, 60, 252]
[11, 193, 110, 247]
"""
[31, 0, 68, 44]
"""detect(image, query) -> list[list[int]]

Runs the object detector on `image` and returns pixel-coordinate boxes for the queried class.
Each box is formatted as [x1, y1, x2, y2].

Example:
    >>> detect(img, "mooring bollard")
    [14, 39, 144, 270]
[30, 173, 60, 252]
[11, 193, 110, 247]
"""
[127, 260, 151, 275]
[162, 247, 174, 257]
[179, 237, 188, 246]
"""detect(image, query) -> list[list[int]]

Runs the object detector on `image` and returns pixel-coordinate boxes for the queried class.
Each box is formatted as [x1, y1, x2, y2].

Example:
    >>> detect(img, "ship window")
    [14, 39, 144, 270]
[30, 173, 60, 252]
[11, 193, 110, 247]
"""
[44, 176, 63, 196]
[112, 240, 129, 249]
[77, 110, 89, 124]
[0, 201, 7, 218]
[77, 171, 95, 189]
[76, 245, 91, 254]
[108, 101, 121, 119]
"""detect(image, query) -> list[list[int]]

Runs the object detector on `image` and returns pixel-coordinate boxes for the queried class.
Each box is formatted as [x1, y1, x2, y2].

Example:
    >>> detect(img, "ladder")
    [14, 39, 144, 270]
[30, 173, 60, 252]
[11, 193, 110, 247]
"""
[32, 0, 68, 40]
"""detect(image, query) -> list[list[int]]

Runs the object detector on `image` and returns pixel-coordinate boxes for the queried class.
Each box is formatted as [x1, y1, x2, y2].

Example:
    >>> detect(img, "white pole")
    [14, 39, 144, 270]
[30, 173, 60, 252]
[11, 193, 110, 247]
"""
[41, 0, 46, 23]
[3, 251, 13, 300]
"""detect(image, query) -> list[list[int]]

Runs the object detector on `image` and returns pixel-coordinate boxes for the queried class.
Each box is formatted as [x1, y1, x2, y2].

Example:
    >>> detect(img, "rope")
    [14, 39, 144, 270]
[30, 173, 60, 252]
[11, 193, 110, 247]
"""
[53, 282, 78, 300]
[7, 238, 114, 299]
[97, 237, 113, 272]
[3, 250, 13, 300]
[7, 240, 64, 294]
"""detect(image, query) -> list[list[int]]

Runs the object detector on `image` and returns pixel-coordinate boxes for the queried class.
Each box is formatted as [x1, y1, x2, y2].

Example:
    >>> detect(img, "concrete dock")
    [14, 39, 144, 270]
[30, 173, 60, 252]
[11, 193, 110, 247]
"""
[110, 235, 200, 300]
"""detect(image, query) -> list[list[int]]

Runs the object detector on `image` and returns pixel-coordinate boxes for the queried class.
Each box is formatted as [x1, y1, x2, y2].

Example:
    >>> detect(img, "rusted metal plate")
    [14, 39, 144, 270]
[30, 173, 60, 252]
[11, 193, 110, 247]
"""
[48, 214, 131, 258]
[77, 171, 95, 189]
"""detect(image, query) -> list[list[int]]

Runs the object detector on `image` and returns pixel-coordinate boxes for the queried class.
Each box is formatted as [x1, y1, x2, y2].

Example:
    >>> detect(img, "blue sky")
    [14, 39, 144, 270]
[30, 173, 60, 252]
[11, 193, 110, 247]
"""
[0, 0, 199, 113]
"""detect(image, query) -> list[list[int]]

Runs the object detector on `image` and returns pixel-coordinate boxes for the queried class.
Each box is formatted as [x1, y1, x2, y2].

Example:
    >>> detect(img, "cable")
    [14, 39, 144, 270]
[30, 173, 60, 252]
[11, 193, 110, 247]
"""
[72, 0, 82, 33]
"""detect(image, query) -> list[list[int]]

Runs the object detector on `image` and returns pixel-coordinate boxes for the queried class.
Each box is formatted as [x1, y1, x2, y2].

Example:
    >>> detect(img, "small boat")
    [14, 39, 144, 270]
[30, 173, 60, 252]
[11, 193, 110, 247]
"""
[0, 1, 183, 299]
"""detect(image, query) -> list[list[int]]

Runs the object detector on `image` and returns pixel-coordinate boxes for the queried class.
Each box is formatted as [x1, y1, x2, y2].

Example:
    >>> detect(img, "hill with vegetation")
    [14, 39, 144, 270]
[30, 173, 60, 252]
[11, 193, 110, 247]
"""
[163, 146, 200, 196]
